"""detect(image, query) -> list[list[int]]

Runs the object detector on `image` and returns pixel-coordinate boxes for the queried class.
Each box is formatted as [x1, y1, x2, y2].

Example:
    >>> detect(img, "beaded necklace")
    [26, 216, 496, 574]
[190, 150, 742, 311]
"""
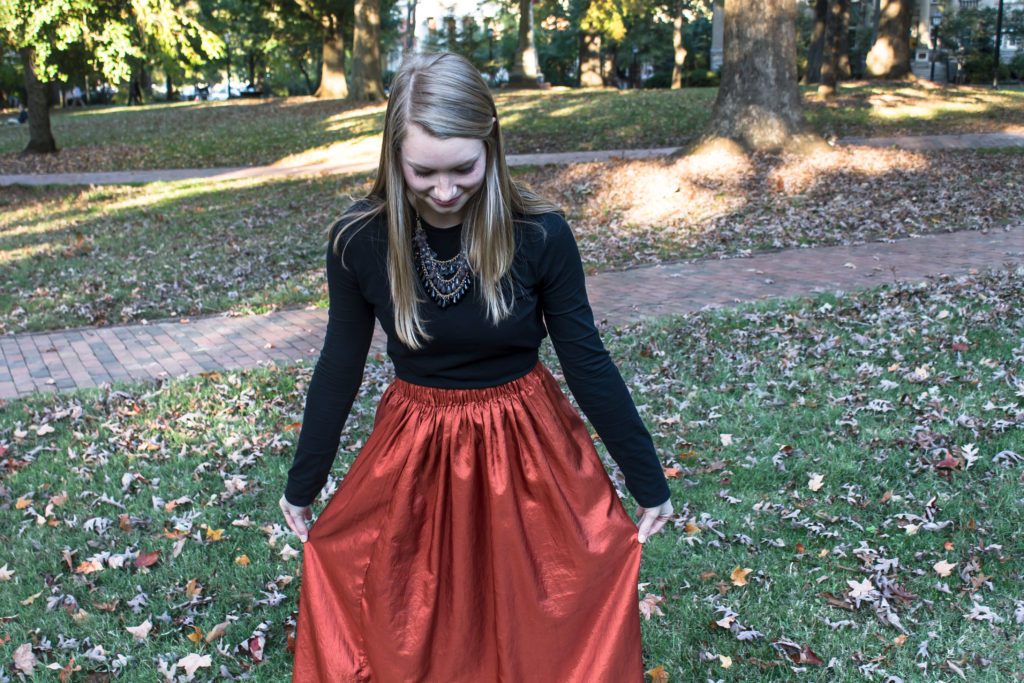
[412, 214, 473, 309]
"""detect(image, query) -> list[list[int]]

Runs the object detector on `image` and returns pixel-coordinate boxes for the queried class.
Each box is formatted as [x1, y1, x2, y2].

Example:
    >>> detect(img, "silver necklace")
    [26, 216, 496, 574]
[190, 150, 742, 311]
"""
[412, 214, 472, 309]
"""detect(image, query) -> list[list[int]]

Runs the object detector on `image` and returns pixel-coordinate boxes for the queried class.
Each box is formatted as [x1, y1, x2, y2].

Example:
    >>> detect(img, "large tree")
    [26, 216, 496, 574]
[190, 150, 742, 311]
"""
[865, 0, 913, 78]
[509, 0, 540, 86]
[0, 0, 218, 154]
[349, 0, 384, 101]
[278, 0, 353, 99]
[818, 0, 849, 97]
[699, 0, 811, 153]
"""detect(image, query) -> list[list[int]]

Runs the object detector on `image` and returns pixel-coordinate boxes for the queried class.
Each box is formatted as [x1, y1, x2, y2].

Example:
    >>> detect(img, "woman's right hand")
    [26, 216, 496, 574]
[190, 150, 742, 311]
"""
[279, 495, 313, 543]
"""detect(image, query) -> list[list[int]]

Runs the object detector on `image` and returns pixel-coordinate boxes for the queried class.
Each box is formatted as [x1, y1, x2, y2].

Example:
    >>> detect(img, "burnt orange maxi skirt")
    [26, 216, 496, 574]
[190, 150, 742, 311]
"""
[292, 363, 644, 682]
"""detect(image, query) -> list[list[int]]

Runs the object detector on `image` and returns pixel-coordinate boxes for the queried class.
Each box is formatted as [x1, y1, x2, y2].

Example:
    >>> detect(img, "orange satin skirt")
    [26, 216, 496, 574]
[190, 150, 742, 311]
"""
[292, 363, 644, 682]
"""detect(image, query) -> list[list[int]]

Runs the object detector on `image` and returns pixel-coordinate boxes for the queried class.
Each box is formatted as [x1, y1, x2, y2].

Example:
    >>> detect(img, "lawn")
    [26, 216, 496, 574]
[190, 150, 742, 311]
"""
[3, 145, 1023, 335]
[1, 82, 1023, 174]
[0, 269, 1021, 680]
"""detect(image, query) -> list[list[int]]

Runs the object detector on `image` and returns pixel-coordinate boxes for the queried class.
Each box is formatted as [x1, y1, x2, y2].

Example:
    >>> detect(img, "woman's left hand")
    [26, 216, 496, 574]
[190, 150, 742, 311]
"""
[636, 499, 674, 544]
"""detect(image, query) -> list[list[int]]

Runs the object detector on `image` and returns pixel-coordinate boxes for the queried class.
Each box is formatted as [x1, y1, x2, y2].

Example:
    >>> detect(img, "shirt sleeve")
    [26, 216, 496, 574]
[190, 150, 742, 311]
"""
[284, 223, 376, 506]
[535, 214, 671, 508]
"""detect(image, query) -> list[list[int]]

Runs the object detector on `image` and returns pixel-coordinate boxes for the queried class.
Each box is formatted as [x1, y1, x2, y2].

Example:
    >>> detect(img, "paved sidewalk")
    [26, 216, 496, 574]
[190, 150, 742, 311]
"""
[4, 131, 1024, 187]
[2, 227, 1022, 399]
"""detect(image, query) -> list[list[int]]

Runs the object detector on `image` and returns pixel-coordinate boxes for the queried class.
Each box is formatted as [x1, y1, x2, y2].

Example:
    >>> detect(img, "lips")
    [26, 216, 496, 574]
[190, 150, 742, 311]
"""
[431, 195, 460, 208]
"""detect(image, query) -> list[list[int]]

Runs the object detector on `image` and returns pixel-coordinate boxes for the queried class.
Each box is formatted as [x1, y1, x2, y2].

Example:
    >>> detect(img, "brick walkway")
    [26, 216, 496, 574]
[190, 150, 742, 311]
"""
[3, 226, 1022, 399]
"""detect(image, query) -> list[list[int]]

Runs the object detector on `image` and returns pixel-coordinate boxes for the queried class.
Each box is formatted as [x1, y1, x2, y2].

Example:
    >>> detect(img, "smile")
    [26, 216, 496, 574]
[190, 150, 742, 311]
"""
[431, 196, 460, 208]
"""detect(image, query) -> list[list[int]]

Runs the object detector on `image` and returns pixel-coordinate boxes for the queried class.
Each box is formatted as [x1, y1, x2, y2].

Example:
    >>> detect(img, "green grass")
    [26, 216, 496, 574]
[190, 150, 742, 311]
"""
[1, 268, 1021, 679]
[2, 83, 1023, 172]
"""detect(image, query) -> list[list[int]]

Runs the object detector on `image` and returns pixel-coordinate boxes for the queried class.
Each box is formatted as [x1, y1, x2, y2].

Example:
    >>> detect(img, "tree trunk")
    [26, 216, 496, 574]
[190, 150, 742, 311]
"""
[671, 0, 688, 89]
[837, 0, 851, 78]
[165, 74, 175, 101]
[701, 0, 810, 153]
[297, 57, 315, 95]
[349, 0, 385, 102]
[804, 0, 827, 83]
[315, 18, 348, 99]
[579, 32, 603, 87]
[19, 47, 57, 155]
[865, 0, 913, 78]
[819, 0, 847, 97]
[509, 0, 540, 87]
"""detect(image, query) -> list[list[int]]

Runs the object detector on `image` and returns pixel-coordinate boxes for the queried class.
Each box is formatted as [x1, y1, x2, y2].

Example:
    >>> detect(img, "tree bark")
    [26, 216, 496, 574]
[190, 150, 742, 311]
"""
[865, 0, 913, 78]
[701, 0, 811, 153]
[19, 46, 57, 155]
[579, 32, 603, 87]
[349, 0, 385, 102]
[837, 0, 851, 79]
[819, 0, 847, 97]
[509, 0, 540, 87]
[315, 18, 348, 99]
[671, 0, 688, 89]
[804, 0, 827, 84]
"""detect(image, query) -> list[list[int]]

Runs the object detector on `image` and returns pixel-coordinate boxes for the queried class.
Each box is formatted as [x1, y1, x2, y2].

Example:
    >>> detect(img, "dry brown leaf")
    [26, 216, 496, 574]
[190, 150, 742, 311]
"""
[934, 560, 956, 577]
[730, 567, 752, 586]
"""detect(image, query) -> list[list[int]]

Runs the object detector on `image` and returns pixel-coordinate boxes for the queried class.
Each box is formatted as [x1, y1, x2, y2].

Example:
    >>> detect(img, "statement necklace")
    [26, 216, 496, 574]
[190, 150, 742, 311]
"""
[412, 214, 472, 309]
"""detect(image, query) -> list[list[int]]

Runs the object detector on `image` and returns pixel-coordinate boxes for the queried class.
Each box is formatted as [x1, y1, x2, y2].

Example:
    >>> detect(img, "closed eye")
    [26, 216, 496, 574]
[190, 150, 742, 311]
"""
[412, 163, 476, 178]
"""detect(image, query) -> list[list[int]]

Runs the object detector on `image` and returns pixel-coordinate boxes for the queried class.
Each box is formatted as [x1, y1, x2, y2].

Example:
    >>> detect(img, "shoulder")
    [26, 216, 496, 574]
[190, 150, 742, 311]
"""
[330, 200, 387, 261]
[515, 210, 573, 250]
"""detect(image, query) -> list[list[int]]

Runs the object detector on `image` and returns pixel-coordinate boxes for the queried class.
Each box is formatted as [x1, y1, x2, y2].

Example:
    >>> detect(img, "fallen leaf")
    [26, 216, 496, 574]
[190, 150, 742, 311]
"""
[893, 634, 908, 647]
[794, 542, 805, 555]
[663, 467, 681, 478]
[235, 555, 251, 565]
[639, 593, 665, 620]
[36, 423, 55, 435]
[205, 621, 229, 643]
[714, 614, 736, 629]
[798, 644, 824, 665]
[15, 496, 31, 510]
[186, 625, 203, 643]
[720, 434, 733, 446]
[0, 564, 14, 581]
[719, 654, 733, 668]
[13, 643, 37, 674]
[683, 522, 701, 535]
[808, 472, 825, 491]
[204, 527, 224, 541]
[176, 653, 212, 675]
[134, 549, 160, 568]
[730, 566, 752, 586]
[21, 591, 43, 606]
[933, 560, 956, 577]
[186, 578, 201, 598]
[847, 577, 874, 598]
[126, 618, 152, 641]
[645, 665, 669, 683]
[279, 543, 300, 560]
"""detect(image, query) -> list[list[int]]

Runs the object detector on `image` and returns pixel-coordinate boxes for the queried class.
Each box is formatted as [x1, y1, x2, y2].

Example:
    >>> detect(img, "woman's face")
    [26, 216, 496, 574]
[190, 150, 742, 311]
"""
[401, 121, 486, 229]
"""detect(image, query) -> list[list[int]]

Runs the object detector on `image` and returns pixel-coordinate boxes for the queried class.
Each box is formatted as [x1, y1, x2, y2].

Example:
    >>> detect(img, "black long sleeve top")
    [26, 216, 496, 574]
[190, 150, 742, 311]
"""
[285, 208, 671, 509]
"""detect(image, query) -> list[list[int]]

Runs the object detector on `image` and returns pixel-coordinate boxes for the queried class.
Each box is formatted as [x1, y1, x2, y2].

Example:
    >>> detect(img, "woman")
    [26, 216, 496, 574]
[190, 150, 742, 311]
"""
[280, 52, 673, 682]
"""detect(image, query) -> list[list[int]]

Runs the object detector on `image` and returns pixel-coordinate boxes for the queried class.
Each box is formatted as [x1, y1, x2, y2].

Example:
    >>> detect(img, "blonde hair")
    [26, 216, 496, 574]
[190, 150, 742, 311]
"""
[334, 52, 558, 349]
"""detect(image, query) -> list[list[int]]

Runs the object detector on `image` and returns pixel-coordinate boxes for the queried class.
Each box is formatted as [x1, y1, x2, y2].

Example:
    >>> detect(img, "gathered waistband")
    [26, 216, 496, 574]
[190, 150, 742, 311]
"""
[389, 362, 551, 406]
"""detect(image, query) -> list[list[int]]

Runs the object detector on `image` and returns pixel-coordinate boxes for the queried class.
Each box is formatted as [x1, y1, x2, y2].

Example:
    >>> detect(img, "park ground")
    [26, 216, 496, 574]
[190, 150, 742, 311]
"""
[0, 83, 1022, 680]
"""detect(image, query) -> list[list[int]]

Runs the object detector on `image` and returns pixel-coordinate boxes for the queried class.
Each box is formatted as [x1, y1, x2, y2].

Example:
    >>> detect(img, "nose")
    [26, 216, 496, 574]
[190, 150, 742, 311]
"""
[435, 175, 456, 200]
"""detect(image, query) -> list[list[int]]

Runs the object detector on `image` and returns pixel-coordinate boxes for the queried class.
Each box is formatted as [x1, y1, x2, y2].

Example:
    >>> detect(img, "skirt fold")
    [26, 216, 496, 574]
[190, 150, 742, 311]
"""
[293, 363, 643, 682]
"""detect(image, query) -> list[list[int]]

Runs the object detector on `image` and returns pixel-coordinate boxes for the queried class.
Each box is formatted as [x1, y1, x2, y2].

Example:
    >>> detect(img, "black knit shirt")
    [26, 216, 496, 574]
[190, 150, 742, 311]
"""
[284, 209, 671, 508]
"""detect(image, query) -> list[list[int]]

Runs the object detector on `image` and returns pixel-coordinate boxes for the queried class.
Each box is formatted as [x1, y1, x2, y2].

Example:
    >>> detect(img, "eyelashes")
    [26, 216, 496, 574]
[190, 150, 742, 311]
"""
[412, 164, 476, 178]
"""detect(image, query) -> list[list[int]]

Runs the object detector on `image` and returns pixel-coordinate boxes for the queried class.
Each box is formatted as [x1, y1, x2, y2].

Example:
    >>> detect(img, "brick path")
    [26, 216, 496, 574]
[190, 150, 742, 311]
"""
[3, 226, 1022, 399]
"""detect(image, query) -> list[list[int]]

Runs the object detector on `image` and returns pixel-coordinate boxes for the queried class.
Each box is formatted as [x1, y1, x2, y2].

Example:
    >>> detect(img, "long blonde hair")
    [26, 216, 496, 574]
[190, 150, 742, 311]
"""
[335, 52, 558, 349]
